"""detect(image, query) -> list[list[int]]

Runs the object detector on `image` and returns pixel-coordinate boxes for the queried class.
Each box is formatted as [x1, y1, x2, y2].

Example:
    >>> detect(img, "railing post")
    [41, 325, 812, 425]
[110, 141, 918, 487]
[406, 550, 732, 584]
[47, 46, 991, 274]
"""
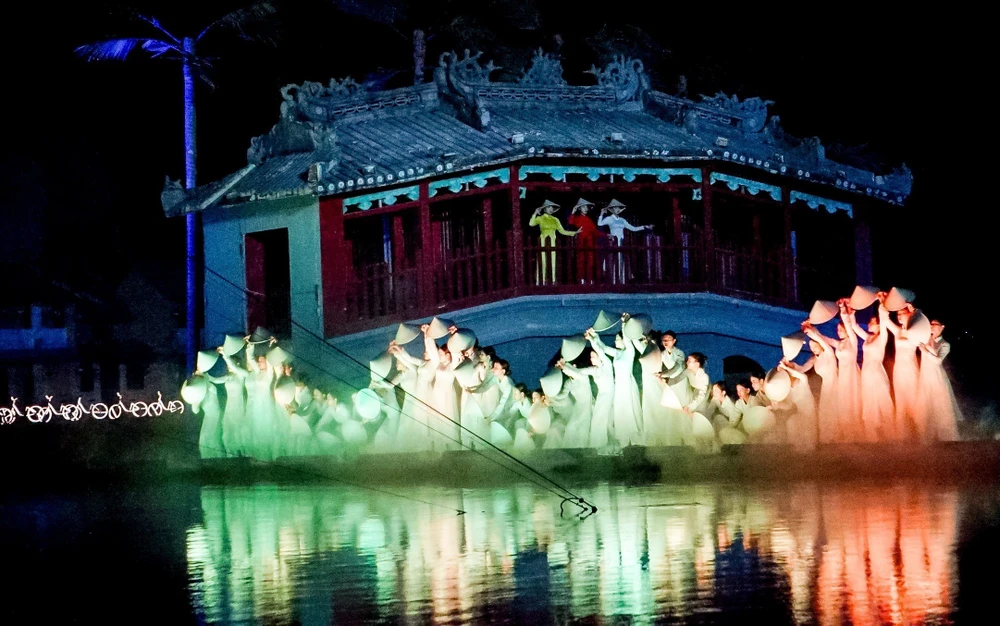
[701, 166, 715, 290]
[482, 196, 494, 293]
[417, 182, 435, 314]
[509, 166, 524, 294]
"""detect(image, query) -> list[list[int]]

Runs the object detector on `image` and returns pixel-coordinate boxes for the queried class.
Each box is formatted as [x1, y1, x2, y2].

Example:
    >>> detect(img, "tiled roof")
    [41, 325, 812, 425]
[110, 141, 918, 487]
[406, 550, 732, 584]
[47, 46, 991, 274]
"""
[162, 51, 913, 216]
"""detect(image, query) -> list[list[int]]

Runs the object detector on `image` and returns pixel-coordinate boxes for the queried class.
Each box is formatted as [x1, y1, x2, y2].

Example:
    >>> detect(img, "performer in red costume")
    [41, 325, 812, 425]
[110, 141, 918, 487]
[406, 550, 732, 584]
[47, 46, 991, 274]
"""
[568, 198, 607, 284]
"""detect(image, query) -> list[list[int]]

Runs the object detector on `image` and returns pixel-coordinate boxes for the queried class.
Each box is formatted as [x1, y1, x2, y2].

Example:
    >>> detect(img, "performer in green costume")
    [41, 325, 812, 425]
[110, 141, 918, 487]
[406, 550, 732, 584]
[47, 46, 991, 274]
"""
[529, 199, 579, 284]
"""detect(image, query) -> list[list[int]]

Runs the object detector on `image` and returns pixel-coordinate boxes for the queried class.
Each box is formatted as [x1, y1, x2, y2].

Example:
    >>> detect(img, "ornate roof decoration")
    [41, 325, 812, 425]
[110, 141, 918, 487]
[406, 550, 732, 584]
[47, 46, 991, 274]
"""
[585, 55, 650, 104]
[281, 78, 367, 123]
[434, 50, 495, 131]
[518, 48, 567, 86]
[167, 46, 914, 216]
[699, 92, 773, 133]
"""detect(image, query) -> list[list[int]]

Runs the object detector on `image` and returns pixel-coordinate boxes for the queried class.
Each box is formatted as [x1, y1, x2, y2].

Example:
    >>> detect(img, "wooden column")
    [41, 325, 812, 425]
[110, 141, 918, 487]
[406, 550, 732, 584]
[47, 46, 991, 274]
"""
[509, 165, 524, 292]
[782, 187, 795, 304]
[417, 182, 435, 311]
[319, 196, 348, 337]
[701, 166, 714, 288]
[672, 196, 682, 282]
[853, 205, 873, 287]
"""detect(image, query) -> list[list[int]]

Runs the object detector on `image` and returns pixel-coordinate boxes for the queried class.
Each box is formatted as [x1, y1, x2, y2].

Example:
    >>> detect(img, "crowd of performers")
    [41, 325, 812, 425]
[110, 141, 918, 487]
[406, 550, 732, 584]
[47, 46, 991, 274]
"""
[181, 285, 961, 460]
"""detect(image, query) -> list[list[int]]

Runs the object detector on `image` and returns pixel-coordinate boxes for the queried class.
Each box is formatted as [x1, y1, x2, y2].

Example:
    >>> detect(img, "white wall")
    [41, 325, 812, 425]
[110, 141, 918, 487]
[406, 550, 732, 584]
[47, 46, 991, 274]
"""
[201, 195, 323, 352]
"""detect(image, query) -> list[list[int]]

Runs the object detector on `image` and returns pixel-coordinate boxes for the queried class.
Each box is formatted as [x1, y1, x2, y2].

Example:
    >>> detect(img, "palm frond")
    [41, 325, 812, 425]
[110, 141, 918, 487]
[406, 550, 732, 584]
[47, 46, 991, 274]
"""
[198, 1, 278, 41]
[136, 14, 181, 45]
[75, 38, 172, 61]
[142, 40, 181, 58]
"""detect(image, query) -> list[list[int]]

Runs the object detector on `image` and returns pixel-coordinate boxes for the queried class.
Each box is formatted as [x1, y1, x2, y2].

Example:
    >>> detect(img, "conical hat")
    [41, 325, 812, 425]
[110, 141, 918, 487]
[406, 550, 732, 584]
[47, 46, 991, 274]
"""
[446, 329, 476, 354]
[691, 412, 715, 441]
[490, 421, 514, 447]
[222, 334, 246, 356]
[369, 351, 393, 381]
[781, 331, 808, 361]
[763, 367, 791, 403]
[274, 377, 296, 405]
[719, 426, 747, 445]
[593, 310, 621, 332]
[561, 336, 587, 361]
[623, 314, 652, 340]
[249, 326, 271, 343]
[539, 366, 564, 398]
[742, 406, 776, 436]
[454, 360, 480, 388]
[196, 350, 220, 373]
[394, 323, 420, 345]
[660, 383, 683, 409]
[180, 376, 208, 407]
[266, 346, 291, 367]
[572, 198, 594, 211]
[848, 285, 880, 310]
[355, 388, 382, 420]
[427, 317, 455, 339]
[906, 310, 932, 345]
[885, 287, 916, 312]
[538, 199, 560, 210]
[528, 403, 552, 434]
[606, 198, 627, 210]
[807, 300, 839, 325]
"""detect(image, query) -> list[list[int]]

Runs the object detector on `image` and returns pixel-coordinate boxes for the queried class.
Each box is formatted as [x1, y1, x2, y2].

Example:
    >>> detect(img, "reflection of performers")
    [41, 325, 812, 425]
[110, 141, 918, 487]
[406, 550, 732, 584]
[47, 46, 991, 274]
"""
[567, 198, 605, 284]
[529, 199, 579, 285]
[597, 199, 651, 284]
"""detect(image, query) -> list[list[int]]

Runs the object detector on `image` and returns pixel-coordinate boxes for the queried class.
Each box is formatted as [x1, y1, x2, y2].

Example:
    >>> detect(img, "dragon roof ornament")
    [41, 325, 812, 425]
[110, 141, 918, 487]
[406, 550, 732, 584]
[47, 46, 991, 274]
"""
[586, 55, 650, 103]
[699, 92, 773, 133]
[434, 50, 495, 130]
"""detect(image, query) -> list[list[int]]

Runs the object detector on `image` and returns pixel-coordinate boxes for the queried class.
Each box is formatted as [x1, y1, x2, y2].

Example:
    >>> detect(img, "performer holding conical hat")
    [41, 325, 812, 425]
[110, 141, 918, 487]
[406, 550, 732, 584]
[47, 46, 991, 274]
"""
[555, 354, 594, 449]
[422, 322, 462, 448]
[777, 361, 817, 453]
[586, 314, 642, 447]
[568, 198, 607, 284]
[560, 348, 614, 449]
[847, 302, 897, 441]
[597, 199, 652, 285]
[529, 199, 580, 285]
[209, 345, 251, 457]
[794, 326, 838, 445]
[877, 291, 922, 440]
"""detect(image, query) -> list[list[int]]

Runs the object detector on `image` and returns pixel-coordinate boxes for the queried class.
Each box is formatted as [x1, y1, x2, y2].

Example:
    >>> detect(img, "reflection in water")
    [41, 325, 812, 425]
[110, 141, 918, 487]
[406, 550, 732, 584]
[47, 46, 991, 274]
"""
[185, 482, 960, 624]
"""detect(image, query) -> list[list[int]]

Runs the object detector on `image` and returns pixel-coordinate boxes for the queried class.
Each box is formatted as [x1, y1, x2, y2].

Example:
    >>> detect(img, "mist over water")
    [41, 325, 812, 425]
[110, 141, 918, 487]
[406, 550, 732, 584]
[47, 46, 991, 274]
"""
[3, 479, 997, 624]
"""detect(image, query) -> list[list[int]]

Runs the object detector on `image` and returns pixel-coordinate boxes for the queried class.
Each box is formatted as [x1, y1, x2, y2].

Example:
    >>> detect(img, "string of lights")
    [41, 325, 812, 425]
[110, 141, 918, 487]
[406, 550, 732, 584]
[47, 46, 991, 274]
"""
[0, 392, 184, 426]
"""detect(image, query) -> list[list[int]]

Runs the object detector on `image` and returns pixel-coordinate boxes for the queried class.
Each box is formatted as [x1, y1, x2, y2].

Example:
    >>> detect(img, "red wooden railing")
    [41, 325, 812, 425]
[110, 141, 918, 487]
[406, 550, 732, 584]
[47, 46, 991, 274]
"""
[333, 231, 837, 334]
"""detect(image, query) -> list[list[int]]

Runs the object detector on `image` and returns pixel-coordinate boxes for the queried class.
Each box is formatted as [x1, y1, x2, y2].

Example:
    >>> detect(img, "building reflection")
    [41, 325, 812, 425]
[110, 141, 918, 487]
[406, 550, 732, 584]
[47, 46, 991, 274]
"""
[185, 482, 960, 624]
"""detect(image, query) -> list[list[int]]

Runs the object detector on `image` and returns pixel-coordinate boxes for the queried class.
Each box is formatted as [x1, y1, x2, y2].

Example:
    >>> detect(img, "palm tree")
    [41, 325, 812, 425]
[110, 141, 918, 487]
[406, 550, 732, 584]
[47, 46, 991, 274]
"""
[76, 3, 277, 371]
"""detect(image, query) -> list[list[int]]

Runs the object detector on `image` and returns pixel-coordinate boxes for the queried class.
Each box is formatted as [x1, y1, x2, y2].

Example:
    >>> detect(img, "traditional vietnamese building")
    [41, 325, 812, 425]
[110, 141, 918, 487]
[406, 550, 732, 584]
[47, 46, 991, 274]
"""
[163, 50, 912, 389]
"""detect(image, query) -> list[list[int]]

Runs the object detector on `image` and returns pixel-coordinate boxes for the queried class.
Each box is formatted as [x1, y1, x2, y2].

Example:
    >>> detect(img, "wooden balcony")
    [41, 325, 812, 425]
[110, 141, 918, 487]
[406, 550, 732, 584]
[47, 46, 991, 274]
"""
[333, 233, 839, 336]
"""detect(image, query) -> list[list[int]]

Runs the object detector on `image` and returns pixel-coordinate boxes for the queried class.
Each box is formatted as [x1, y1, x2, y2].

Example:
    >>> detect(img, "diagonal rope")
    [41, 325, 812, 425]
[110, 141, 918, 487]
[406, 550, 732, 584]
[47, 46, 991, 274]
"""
[202, 296, 588, 507]
[203, 267, 596, 513]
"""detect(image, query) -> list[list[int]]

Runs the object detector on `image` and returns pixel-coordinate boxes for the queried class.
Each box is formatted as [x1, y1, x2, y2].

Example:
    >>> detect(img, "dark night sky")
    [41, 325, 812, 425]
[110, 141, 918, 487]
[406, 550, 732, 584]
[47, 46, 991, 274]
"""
[1, 2, 991, 393]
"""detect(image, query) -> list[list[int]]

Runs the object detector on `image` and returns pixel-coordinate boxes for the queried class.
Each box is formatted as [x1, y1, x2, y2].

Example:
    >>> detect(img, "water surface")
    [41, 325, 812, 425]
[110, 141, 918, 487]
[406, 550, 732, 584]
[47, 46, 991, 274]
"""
[3, 479, 997, 624]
